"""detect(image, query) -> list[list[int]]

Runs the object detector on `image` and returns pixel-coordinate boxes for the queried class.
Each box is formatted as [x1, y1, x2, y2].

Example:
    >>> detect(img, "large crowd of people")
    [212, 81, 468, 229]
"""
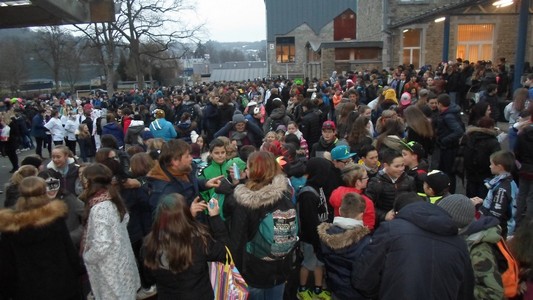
[1, 58, 533, 300]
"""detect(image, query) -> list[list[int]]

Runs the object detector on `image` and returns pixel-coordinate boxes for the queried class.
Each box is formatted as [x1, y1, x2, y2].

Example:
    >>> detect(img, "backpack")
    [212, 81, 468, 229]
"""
[183, 102, 199, 123]
[494, 239, 520, 298]
[246, 191, 299, 261]
[268, 118, 285, 132]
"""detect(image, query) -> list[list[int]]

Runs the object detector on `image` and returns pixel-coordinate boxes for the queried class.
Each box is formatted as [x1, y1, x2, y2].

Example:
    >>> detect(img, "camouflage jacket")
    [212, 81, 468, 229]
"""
[465, 220, 504, 300]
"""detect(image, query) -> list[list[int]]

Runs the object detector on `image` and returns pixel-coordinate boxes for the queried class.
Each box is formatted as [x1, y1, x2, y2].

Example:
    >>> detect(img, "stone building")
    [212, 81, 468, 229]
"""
[265, 0, 532, 80]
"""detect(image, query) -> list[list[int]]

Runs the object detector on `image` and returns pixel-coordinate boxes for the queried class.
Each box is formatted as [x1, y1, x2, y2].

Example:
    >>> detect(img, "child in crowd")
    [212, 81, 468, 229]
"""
[421, 170, 451, 204]
[286, 121, 309, 158]
[401, 140, 428, 193]
[198, 138, 230, 219]
[365, 149, 416, 226]
[472, 150, 518, 238]
[357, 144, 381, 179]
[318, 192, 372, 300]
[310, 121, 338, 158]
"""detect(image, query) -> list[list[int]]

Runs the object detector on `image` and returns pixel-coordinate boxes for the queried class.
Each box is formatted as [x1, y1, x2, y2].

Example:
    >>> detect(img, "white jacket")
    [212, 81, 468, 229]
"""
[64, 118, 79, 141]
[44, 117, 65, 142]
[83, 201, 140, 299]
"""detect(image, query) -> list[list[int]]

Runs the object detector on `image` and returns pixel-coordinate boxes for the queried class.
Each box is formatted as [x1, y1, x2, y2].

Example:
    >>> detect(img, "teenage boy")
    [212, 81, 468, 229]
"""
[472, 150, 518, 238]
[357, 144, 381, 179]
[401, 140, 428, 193]
[365, 149, 416, 226]
[310, 121, 339, 158]
[318, 193, 372, 300]
[421, 170, 451, 204]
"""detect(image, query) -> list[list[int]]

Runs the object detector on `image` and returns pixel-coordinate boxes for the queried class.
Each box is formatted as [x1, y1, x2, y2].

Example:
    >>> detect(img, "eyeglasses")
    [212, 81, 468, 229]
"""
[340, 159, 352, 165]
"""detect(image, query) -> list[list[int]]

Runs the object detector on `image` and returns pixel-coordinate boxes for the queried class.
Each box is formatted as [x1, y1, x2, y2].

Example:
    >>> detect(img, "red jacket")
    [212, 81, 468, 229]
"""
[329, 186, 375, 230]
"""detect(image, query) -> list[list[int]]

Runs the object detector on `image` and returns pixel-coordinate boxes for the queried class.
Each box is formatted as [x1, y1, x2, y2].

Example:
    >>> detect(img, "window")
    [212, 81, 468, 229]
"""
[276, 37, 295, 63]
[456, 24, 494, 62]
[334, 48, 380, 61]
[402, 28, 422, 68]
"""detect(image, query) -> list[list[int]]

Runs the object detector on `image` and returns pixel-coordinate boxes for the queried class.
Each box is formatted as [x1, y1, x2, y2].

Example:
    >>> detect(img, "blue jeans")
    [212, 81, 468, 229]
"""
[248, 283, 285, 300]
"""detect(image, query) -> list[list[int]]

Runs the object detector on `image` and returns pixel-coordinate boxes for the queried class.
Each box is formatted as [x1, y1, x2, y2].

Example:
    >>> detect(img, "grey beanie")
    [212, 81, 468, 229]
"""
[437, 194, 475, 229]
[232, 113, 246, 124]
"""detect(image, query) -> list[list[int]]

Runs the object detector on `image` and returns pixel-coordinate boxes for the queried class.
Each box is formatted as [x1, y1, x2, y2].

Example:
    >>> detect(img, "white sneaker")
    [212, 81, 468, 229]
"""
[136, 285, 157, 299]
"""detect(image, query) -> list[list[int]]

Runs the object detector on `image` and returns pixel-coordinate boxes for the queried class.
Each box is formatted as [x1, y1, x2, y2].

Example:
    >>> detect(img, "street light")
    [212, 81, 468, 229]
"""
[493, 0, 513, 8]
[435, 17, 446, 23]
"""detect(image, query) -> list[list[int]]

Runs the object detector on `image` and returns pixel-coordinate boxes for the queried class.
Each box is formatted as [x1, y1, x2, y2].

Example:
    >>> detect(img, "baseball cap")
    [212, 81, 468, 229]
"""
[322, 120, 336, 131]
[331, 145, 356, 161]
[423, 170, 450, 195]
[401, 140, 426, 159]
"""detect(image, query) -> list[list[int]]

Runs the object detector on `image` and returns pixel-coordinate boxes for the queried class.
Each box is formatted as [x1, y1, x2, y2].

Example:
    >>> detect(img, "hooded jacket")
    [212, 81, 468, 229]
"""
[226, 174, 293, 289]
[329, 186, 376, 230]
[352, 201, 474, 300]
[125, 120, 146, 146]
[263, 107, 290, 132]
[47, 157, 80, 197]
[318, 218, 371, 300]
[299, 108, 322, 147]
[102, 121, 125, 148]
[0, 201, 81, 300]
[149, 117, 177, 142]
[463, 217, 504, 300]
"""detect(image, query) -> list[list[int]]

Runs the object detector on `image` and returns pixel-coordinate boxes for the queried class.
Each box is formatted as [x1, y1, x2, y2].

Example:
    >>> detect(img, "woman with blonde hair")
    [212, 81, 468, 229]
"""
[80, 163, 140, 299]
[4, 165, 39, 208]
[0, 176, 81, 299]
[143, 193, 226, 299]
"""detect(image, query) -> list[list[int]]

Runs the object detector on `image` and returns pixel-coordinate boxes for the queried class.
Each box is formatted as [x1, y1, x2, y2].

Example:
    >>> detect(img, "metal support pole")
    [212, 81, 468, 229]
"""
[442, 17, 450, 62]
[513, 0, 529, 91]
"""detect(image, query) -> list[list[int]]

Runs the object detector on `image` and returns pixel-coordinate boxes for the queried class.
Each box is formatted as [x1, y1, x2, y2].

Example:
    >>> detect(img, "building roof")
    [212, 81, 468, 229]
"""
[318, 40, 383, 51]
[202, 61, 267, 82]
[265, 0, 357, 41]
[390, 0, 493, 29]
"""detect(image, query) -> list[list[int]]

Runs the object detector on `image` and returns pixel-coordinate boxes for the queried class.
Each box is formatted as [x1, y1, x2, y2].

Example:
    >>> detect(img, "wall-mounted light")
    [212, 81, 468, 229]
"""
[435, 17, 446, 23]
[403, 29, 409, 33]
[493, 0, 513, 8]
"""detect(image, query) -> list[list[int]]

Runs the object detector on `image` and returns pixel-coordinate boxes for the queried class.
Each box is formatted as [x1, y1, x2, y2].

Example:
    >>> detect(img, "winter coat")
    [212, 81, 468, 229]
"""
[406, 126, 434, 156]
[329, 186, 375, 230]
[462, 126, 501, 183]
[310, 137, 338, 158]
[214, 121, 263, 148]
[125, 120, 146, 146]
[64, 118, 78, 141]
[515, 124, 533, 179]
[149, 118, 177, 142]
[44, 117, 65, 142]
[436, 104, 465, 149]
[352, 201, 475, 300]
[121, 185, 152, 244]
[318, 219, 371, 300]
[122, 115, 132, 135]
[479, 173, 517, 238]
[463, 217, 504, 300]
[0, 201, 81, 300]
[144, 216, 228, 300]
[263, 107, 291, 133]
[83, 200, 141, 300]
[365, 170, 416, 224]
[102, 121, 125, 148]
[31, 113, 47, 138]
[299, 109, 322, 147]
[226, 174, 293, 288]
[47, 158, 80, 197]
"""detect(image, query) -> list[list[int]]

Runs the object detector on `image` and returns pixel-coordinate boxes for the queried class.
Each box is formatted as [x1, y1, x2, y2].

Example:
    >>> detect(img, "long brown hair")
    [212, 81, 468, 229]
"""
[403, 105, 434, 138]
[15, 177, 50, 211]
[79, 163, 127, 223]
[143, 193, 211, 273]
[512, 88, 528, 111]
[245, 151, 281, 191]
[348, 116, 371, 146]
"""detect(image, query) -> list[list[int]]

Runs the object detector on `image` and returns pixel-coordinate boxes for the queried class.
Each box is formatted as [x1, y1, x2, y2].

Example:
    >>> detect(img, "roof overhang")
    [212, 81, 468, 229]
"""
[318, 40, 383, 51]
[0, 0, 116, 28]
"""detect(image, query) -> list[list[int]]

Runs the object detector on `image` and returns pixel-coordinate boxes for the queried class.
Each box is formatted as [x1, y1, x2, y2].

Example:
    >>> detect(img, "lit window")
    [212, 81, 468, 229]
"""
[276, 37, 295, 63]
[334, 48, 380, 61]
[402, 28, 422, 68]
[456, 24, 494, 62]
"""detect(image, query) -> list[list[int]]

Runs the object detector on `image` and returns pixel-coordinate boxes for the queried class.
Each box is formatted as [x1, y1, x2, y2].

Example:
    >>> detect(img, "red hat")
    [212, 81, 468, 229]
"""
[322, 120, 336, 131]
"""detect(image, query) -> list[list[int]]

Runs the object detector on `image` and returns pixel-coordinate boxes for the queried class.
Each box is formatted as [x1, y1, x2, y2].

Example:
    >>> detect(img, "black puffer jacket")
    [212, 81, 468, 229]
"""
[299, 109, 322, 147]
[436, 104, 465, 149]
[364, 170, 416, 224]
[462, 126, 501, 183]
[352, 201, 475, 300]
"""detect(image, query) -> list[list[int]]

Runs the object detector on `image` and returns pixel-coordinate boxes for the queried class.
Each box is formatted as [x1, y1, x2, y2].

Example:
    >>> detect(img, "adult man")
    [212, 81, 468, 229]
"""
[435, 93, 465, 193]
[352, 193, 474, 300]
[146, 139, 222, 212]
[153, 94, 173, 122]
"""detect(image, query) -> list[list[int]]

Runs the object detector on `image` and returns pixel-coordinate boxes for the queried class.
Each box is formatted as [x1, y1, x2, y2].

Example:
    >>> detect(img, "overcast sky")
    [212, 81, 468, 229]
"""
[193, 0, 266, 42]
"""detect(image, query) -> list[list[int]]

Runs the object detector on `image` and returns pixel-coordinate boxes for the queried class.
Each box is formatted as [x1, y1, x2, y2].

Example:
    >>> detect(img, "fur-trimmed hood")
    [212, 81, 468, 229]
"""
[317, 222, 370, 250]
[466, 126, 498, 137]
[0, 200, 68, 233]
[234, 174, 290, 209]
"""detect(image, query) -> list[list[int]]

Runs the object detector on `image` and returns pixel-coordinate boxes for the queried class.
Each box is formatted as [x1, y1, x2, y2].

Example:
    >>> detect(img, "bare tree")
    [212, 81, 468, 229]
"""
[33, 26, 70, 92]
[61, 37, 86, 93]
[111, 0, 204, 89]
[0, 37, 28, 93]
